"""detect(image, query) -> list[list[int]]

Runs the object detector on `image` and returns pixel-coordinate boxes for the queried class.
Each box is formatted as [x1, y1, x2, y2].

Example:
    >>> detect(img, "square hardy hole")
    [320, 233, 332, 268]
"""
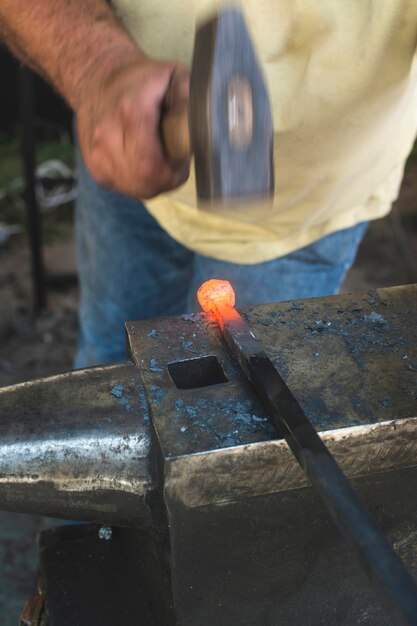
[168, 356, 229, 390]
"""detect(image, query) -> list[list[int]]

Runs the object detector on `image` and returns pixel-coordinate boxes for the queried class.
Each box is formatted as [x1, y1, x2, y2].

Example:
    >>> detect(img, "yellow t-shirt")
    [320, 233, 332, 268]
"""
[113, 0, 417, 264]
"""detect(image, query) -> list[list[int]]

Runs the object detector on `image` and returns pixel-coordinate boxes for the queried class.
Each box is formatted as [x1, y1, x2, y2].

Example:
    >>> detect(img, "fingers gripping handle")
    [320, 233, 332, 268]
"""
[161, 102, 191, 164]
[161, 66, 191, 164]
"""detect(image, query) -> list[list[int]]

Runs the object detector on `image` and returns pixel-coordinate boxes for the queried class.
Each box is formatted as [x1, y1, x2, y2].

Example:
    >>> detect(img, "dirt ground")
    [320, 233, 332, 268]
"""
[0, 161, 416, 625]
[0, 133, 78, 388]
[0, 238, 78, 387]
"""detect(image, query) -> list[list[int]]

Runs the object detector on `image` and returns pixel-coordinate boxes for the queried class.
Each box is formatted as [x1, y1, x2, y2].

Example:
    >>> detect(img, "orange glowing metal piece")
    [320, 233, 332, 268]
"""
[197, 279, 236, 315]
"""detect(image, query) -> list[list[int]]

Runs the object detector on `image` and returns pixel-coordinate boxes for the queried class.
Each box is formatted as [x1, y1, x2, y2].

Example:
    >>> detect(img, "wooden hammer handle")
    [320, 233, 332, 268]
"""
[161, 102, 191, 164]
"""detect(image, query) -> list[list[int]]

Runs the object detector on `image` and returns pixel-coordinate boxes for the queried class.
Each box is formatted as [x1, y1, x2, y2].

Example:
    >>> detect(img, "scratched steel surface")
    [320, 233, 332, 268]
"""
[0, 362, 154, 526]
[127, 285, 417, 493]
[0, 286, 414, 625]
[125, 284, 417, 626]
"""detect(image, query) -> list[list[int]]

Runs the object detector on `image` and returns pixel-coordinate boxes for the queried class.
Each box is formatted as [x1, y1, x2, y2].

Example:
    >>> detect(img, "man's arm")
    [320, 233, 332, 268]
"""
[0, 0, 190, 198]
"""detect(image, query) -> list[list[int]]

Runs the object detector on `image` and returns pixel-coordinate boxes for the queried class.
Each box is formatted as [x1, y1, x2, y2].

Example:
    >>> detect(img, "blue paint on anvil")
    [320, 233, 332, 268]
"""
[148, 358, 164, 373]
[137, 385, 148, 410]
[118, 396, 132, 412]
[380, 397, 390, 410]
[150, 385, 167, 405]
[110, 384, 132, 412]
[111, 384, 124, 399]
[291, 302, 304, 310]
[181, 313, 200, 323]
[252, 415, 268, 422]
[236, 400, 252, 412]
[223, 437, 238, 447]
[136, 385, 150, 422]
[170, 392, 278, 446]
[175, 399, 185, 411]
[178, 335, 197, 353]
[235, 413, 252, 426]
[315, 319, 332, 329]
[364, 312, 388, 326]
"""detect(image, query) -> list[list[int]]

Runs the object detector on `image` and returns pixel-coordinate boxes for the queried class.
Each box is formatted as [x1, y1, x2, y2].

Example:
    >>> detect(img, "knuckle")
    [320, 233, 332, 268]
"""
[94, 169, 111, 189]
[87, 154, 111, 188]
[91, 122, 109, 148]
[118, 95, 135, 122]
[138, 159, 155, 183]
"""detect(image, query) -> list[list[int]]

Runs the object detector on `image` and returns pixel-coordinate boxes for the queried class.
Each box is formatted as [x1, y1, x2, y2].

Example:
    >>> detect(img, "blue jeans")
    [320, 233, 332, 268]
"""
[75, 154, 368, 367]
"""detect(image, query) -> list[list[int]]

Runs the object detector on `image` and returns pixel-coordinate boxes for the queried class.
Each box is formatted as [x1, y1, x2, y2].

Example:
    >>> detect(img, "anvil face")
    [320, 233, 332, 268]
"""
[126, 286, 417, 503]
[125, 285, 417, 625]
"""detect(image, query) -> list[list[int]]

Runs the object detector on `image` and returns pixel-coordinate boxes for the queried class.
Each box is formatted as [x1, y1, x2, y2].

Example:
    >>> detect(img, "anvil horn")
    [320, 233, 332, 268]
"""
[0, 362, 156, 528]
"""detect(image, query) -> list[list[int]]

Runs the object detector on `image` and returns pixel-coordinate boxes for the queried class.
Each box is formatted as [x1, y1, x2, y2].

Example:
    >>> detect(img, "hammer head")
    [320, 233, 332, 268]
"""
[190, 7, 274, 205]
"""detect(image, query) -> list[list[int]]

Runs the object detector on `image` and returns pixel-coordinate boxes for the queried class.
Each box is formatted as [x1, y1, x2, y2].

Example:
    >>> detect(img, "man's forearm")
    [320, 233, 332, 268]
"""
[0, 0, 190, 199]
[0, 0, 144, 110]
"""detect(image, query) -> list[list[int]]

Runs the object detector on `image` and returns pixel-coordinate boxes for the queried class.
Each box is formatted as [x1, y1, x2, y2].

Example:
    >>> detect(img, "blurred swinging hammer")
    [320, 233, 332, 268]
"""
[161, 6, 274, 204]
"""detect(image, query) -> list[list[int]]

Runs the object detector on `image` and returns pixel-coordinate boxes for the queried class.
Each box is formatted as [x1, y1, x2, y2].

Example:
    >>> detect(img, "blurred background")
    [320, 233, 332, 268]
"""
[0, 46, 417, 624]
[0, 45, 77, 391]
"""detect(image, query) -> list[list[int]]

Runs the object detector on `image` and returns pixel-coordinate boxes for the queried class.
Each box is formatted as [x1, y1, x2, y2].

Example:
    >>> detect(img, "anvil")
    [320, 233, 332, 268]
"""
[1, 286, 417, 625]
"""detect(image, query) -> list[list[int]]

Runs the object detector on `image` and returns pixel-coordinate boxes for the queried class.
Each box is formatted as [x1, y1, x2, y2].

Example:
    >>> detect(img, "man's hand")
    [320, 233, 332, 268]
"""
[0, 0, 190, 200]
[76, 56, 190, 199]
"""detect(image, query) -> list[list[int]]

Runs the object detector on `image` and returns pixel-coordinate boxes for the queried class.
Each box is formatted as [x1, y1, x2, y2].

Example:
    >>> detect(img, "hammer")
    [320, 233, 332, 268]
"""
[161, 6, 274, 204]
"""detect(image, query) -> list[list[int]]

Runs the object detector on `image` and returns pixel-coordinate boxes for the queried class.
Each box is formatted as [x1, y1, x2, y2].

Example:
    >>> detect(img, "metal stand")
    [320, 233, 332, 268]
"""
[19, 65, 47, 313]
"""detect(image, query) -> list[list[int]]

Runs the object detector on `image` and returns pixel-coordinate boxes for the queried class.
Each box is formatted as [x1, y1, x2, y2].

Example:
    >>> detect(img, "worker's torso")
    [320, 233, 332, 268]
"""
[112, 0, 417, 263]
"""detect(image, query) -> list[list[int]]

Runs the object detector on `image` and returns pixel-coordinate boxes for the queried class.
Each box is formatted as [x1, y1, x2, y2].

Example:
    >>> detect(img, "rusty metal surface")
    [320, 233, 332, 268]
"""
[0, 285, 415, 625]
[38, 524, 173, 626]
[166, 466, 417, 626]
[186, 282, 417, 625]
[126, 285, 417, 503]
[165, 416, 417, 507]
[20, 591, 48, 626]
[125, 284, 417, 625]
[0, 362, 155, 527]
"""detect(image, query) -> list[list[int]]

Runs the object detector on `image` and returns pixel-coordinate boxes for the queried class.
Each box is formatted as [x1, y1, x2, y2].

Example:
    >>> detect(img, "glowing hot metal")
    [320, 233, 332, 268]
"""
[197, 279, 235, 321]
[197, 279, 417, 626]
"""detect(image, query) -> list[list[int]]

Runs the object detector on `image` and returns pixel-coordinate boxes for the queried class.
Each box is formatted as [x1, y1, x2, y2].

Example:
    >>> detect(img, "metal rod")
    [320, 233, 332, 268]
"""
[197, 280, 417, 626]
[19, 65, 47, 313]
